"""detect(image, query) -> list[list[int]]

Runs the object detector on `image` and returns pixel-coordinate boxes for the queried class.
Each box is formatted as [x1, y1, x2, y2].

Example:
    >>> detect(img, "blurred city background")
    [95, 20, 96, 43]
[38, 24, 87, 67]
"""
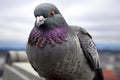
[0, 0, 120, 80]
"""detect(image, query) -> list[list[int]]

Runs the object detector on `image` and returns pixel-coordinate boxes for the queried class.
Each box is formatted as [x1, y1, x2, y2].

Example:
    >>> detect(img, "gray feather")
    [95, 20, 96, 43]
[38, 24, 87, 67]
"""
[26, 26, 103, 80]
[72, 26, 104, 80]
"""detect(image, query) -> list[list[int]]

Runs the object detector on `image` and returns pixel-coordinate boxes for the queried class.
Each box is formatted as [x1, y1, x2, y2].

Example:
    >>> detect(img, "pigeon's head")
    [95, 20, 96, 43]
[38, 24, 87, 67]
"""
[28, 3, 68, 47]
[34, 3, 67, 29]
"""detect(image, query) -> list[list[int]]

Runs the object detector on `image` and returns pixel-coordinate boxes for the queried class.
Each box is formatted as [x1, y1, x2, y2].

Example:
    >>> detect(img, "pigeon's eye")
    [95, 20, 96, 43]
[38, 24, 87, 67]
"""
[49, 11, 54, 17]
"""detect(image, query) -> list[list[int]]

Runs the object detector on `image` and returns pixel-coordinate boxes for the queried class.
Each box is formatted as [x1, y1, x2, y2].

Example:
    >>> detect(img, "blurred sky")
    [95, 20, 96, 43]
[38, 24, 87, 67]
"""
[0, 0, 120, 49]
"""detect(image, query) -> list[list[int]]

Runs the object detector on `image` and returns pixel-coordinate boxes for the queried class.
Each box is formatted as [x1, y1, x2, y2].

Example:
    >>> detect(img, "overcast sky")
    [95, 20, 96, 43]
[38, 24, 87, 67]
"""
[0, 0, 120, 49]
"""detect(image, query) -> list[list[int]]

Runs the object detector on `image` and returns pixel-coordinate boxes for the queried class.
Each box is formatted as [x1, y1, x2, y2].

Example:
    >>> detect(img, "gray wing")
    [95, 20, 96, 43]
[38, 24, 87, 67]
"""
[78, 27, 100, 70]
[70, 26, 104, 80]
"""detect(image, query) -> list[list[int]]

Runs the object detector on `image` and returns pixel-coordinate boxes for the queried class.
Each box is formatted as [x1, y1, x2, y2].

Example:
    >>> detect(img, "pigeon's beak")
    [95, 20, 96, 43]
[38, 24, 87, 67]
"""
[35, 16, 47, 27]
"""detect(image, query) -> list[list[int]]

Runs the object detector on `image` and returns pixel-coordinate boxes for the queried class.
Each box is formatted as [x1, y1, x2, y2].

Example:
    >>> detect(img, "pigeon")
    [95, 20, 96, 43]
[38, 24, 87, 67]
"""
[26, 3, 104, 80]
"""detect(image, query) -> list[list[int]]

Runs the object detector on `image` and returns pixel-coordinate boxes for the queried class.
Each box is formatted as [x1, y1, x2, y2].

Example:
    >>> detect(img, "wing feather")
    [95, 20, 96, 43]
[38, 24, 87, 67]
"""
[70, 26, 104, 80]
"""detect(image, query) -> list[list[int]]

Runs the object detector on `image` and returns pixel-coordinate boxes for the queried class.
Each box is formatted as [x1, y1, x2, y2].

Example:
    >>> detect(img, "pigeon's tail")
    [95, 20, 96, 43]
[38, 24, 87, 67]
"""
[94, 68, 104, 80]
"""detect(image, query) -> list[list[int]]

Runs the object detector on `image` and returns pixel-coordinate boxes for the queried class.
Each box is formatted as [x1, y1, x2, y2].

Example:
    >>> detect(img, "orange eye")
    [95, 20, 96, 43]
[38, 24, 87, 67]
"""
[50, 11, 54, 17]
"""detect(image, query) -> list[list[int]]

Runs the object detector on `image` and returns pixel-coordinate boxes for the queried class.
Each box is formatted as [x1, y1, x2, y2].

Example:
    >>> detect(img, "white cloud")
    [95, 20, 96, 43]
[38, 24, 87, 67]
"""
[0, 0, 120, 46]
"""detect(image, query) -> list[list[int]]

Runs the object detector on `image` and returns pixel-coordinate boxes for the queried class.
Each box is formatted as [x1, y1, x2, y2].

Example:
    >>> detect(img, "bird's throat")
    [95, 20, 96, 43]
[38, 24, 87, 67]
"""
[28, 27, 68, 47]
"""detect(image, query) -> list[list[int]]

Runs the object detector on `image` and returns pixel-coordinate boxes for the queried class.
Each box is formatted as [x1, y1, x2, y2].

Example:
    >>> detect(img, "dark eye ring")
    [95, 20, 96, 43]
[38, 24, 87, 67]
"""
[50, 11, 54, 17]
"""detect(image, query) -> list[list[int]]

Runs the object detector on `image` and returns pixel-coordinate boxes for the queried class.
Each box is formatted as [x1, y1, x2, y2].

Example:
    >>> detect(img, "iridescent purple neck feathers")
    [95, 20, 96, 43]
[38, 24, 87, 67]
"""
[28, 27, 68, 47]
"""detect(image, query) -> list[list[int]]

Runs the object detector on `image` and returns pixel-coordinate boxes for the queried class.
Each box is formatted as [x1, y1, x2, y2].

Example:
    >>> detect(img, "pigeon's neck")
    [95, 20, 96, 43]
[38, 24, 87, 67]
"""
[28, 26, 68, 47]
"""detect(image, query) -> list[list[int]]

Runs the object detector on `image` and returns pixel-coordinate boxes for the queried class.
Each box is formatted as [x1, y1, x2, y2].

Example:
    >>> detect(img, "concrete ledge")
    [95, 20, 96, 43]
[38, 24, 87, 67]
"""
[6, 51, 28, 65]
[3, 64, 30, 80]
[3, 62, 45, 80]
